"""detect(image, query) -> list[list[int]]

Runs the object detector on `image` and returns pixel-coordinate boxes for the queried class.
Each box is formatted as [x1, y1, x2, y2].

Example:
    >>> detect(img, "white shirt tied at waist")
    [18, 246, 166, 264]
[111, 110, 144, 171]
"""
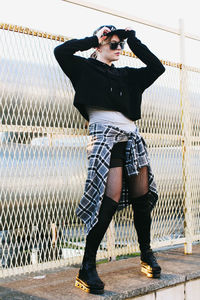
[87, 105, 137, 135]
[76, 122, 158, 235]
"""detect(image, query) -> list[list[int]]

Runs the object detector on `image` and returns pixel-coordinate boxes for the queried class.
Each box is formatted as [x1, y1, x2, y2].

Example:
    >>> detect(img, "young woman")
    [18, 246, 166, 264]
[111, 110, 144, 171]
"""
[54, 25, 165, 295]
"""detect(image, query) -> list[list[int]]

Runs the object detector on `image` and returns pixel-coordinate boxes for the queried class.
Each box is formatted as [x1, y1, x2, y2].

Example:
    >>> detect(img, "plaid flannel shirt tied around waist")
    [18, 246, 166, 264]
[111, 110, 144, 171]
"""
[76, 122, 158, 234]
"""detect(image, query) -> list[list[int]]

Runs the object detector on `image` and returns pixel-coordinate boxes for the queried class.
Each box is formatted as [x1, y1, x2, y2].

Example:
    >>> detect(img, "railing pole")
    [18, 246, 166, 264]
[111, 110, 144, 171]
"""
[179, 18, 193, 254]
[107, 220, 116, 261]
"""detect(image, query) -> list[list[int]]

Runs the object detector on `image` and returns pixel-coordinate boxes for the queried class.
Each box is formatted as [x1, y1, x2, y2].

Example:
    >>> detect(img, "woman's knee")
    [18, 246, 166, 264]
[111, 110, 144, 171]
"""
[127, 166, 149, 199]
[105, 189, 121, 202]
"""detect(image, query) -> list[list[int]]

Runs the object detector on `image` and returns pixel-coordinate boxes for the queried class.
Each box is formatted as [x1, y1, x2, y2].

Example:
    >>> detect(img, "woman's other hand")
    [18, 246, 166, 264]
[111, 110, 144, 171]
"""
[124, 27, 135, 38]
[125, 27, 134, 31]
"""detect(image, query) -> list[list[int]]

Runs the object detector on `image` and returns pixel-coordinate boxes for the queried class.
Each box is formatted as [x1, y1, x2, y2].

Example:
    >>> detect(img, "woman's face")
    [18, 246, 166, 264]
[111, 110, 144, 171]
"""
[97, 34, 124, 63]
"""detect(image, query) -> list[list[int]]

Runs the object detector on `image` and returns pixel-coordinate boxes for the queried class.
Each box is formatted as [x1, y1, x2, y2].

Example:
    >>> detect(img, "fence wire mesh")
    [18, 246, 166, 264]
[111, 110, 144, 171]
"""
[0, 22, 199, 278]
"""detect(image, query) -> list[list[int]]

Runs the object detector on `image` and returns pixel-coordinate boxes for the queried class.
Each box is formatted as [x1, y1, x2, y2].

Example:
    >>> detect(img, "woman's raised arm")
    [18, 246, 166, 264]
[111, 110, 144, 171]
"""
[54, 35, 99, 86]
[126, 30, 165, 91]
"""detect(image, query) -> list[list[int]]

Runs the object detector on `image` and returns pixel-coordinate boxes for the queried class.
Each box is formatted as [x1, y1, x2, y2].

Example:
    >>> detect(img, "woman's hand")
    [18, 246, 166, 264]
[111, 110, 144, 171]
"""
[124, 27, 135, 38]
[125, 27, 133, 30]
[95, 26, 111, 44]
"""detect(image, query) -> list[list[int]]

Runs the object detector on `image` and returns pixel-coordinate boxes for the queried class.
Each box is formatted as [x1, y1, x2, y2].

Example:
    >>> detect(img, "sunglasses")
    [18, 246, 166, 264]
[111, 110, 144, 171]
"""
[105, 41, 125, 50]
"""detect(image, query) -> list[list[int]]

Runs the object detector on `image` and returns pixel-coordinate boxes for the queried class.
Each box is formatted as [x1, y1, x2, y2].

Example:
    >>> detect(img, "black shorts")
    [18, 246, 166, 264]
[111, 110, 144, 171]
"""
[109, 141, 127, 168]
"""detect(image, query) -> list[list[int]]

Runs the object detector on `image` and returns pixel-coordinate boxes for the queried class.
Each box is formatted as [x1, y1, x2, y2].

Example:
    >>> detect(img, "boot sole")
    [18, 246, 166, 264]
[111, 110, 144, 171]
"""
[141, 261, 161, 278]
[75, 276, 104, 294]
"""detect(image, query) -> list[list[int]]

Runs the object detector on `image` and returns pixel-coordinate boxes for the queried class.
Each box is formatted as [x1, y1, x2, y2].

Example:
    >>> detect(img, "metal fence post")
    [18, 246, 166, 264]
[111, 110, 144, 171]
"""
[107, 220, 116, 261]
[179, 18, 193, 254]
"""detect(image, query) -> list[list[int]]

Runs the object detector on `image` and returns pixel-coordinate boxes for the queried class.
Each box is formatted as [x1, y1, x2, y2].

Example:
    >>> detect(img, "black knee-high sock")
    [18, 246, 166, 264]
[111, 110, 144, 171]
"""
[131, 192, 152, 253]
[82, 194, 119, 266]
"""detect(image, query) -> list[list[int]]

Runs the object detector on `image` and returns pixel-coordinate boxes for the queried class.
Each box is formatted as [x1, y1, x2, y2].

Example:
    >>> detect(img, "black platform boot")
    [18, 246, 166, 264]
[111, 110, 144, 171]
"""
[140, 248, 161, 278]
[75, 247, 104, 294]
[131, 192, 161, 278]
[75, 194, 119, 294]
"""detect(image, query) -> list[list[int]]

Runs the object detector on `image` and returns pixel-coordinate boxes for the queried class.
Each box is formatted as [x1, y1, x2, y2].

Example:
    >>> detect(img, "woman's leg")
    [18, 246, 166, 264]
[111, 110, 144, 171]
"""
[83, 162, 124, 258]
[128, 167, 151, 253]
[126, 166, 161, 278]
[75, 156, 124, 294]
[127, 166, 149, 199]
[104, 162, 124, 202]
[83, 163, 123, 263]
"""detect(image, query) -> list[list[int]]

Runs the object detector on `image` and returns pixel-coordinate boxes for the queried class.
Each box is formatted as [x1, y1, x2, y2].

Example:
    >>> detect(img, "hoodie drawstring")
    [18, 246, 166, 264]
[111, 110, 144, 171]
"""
[106, 69, 123, 97]
[91, 59, 123, 97]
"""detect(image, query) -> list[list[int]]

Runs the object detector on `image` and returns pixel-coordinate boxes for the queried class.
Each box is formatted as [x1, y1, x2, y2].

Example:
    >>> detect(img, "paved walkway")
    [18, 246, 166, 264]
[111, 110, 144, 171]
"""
[0, 243, 200, 300]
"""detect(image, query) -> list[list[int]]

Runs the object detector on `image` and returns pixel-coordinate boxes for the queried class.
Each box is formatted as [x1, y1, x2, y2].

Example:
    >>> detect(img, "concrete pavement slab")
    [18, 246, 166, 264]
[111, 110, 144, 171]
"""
[0, 243, 199, 300]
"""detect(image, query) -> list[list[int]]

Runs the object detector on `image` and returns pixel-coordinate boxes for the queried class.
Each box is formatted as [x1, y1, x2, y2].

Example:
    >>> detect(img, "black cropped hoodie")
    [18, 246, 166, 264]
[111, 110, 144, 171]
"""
[53, 30, 165, 122]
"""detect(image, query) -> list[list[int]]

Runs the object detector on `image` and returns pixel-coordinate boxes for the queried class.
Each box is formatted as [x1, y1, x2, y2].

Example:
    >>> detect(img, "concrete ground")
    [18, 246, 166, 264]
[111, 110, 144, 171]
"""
[0, 243, 200, 300]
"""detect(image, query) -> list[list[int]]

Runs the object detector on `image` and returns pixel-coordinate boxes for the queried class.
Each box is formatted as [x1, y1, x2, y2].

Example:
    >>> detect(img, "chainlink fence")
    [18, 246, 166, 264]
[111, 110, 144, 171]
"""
[0, 22, 199, 278]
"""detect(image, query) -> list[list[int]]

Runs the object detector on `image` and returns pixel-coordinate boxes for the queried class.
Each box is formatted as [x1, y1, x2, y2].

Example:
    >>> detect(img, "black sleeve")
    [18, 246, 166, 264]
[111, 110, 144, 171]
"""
[126, 30, 165, 91]
[53, 35, 99, 86]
